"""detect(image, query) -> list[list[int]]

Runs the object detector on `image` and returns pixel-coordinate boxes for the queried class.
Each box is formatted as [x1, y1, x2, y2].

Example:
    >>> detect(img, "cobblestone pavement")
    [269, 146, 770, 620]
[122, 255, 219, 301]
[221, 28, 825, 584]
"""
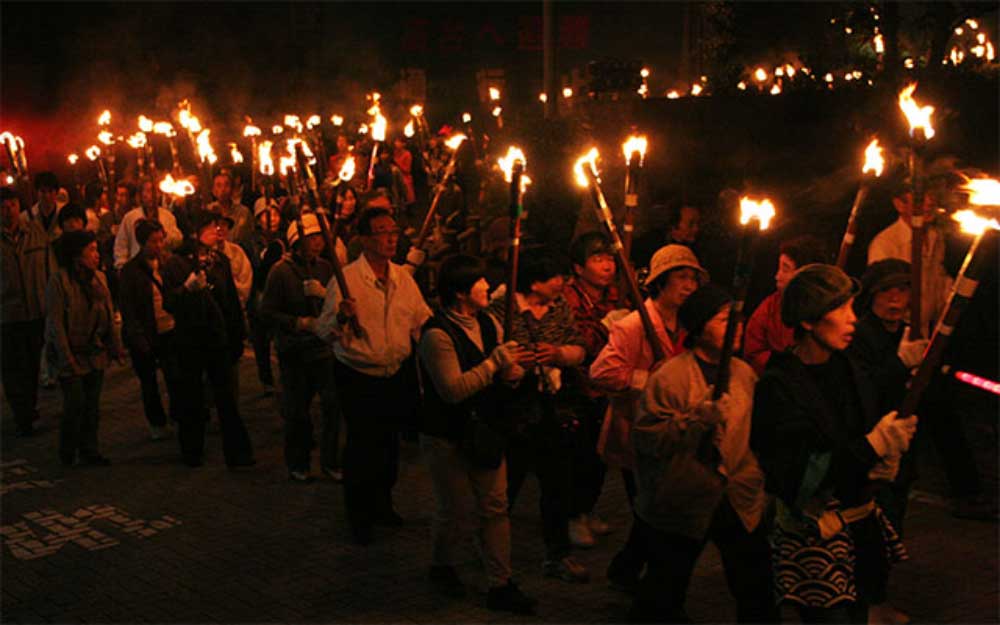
[2, 354, 997, 624]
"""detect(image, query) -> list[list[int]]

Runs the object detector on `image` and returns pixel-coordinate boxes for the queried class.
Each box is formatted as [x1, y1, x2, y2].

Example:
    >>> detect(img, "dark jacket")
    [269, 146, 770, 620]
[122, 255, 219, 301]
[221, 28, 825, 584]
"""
[161, 241, 246, 361]
[44, 268, 119, 377]
[2, 220, 54, 323]
[750, 350, 882, 511]
[258, 252, 333, 363]
[119, 253, 165, 354]
[848, 314, 909, 413]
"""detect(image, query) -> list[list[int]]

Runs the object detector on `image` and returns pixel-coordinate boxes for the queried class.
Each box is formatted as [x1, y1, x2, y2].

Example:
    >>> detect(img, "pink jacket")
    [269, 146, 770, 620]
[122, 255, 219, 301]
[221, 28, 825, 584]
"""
[743, 291, 793, 375]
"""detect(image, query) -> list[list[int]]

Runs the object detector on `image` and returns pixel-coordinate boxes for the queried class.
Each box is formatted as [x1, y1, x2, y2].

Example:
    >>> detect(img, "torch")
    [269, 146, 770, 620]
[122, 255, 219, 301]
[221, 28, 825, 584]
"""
[158, 173, 196, 214]
[258, 140, 275, 228]
[414, 133, 466, 250]
[138, 115, 157, 177]
[409, 104, 428, 154]
[489, 87, 503, 130]
[244, 123, 261, 191]
[713, 197, 776, 399]
[621, 134, 648, 262]
[836, 138, 885, 268]
[97, 111, 118, 213]
[898, 83, 935, 338]
[574, 147, 666, 362]
[367, 110, 387, 190]
[67, 153, 81, 198]
[127, 132, 148, 178]
[331, 156, 356, 239]
[195, 129, 218, 204]
[497, 147, 531, 337]
[86, 145, 108, 192]
[305, 114, 326, 181]
[152, 121, 180, 175]
[895, 178, 999, 420]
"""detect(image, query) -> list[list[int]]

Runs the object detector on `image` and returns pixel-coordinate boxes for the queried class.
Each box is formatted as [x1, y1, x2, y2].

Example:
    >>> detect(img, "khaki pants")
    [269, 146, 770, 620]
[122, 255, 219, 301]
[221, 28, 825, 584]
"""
[421, 434, 512, 587]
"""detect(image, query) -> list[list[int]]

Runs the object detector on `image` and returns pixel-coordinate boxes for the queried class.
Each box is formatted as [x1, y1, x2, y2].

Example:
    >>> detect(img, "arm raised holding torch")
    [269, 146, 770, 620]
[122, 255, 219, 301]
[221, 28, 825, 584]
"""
[836, 138, 884, 269]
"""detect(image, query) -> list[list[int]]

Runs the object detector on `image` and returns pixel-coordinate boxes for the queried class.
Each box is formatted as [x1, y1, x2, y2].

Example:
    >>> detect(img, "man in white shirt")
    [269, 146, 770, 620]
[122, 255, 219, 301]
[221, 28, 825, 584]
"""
[316, 208, 432, 545]
[113, 180, 183, 270]
[215, 216, 252, 308]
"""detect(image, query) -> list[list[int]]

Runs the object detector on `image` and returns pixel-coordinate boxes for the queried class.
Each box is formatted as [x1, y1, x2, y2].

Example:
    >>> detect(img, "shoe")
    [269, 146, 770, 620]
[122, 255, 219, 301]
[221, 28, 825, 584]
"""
[322, 466, 344, 482]
[289, 471, 314, 483]
[79, 454, 112, 467]
[569, 515, 596, 548]
[589, 514, 612, 536]
[227, 457, 257, 469]
[607, 554, 641, 595]
[543, 556, 590, 583]
[375, 508, 404, 527]
[952, 496, 999, 522]
[487, 581, 537, 615]
[428, 565, 466, 598]
[150, 425, 167, 441]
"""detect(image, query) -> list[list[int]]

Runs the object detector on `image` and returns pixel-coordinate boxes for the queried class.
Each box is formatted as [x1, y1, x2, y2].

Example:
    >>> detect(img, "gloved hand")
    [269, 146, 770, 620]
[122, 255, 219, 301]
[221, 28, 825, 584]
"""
[868, 454, 901, 481]
[601, 308, 631, 331]
[489, 340, 519, 369]
[406, 247, 427, 267]
[866, 411, 918, 457]
[184, 270, 208, 291]
[897, 327, 929, 369]
[302, 279, 327, 299]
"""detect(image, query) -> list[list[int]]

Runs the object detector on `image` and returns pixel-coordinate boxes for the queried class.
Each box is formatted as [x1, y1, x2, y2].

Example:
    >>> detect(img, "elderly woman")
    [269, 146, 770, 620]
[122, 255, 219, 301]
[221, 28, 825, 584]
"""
[46, 230, 123, 466]
[418, 254, 536, 614]
[751, 264, 916, 623]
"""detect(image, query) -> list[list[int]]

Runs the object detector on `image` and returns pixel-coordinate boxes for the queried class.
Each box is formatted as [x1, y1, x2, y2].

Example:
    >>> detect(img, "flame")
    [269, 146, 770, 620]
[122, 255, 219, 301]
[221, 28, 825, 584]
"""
[243, 125, 261, 138]
[640, 67, 650, 78]
[492, 106, 503, 117]
[690, 83, 703, 96]
[874, 33, 885, 53]
[178, 109, 202, 133]
[953, 209, 1000, 235]
[462, 112, 472, 123]
[85, 146, 101, 161]
[4, 175, 12, 185]
[824, 73, 834, 83]
[862, 139, 885, 177]
[904, 58, 915, 69]
[158, 174, 196, 197]
[573, 147, 600, 188]
[538, 93, 548, 103]
[258, 140, 274, 176]
[784, 64, 796, 78]
[196, 129, 217, 164]
[279, 154, 296, 177]
[153, 121, 175, 137]
[404, 120, 415, 138]
[622, 135, 648, 166]
[98, 130, 115, 145]
[562, 87, 573, 98]
[338, 156, 356, 182]
[962, 178, 1000, 207]
[736, 82, 747, 91]
[444, 133, 467, 151]
[409, 104, 423, 117]
[138, 115, 154, 132]
[272, 125, 284, 135]
[126, 132, 147, 149]
[98, 110, 111, 126]
[68, 153, 79, 165]
[770, 84, 782, 95]
[331, 115, 344, 126]
[754, 68, 768, 82]
[371, 113, 387, 142]
[229, 143, 244, 164]
[284, 115, 303, 133]
[497, 146, 531, 194]
[739, 197, 776, 230]
[637, 84, 648, 97]
[966, 18, 979, 29]
[898, 83, 935, 140]
[667, 90, 681, 99]
[489, 87, 501, 101]
[775, 66, 785, 77]
[366, 92, 381, 117]
[306, 114, 321, 130]
[358, 123, 369, 135]
[300, 140, 316, 166]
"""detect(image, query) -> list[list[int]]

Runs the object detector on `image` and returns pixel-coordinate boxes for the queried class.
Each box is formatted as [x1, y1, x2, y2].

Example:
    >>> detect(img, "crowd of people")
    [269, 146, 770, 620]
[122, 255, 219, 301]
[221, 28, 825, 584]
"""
[1, 125, 996, 622]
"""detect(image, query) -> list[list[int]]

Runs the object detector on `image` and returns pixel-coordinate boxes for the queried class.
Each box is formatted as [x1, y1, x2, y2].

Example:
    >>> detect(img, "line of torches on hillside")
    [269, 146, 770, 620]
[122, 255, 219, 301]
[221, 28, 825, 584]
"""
[2, 82, 999, 399]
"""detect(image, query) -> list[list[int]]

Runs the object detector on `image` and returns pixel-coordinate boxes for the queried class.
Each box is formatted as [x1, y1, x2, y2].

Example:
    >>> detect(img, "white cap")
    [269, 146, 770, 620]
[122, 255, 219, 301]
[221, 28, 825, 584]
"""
[286, 212, 322, 247]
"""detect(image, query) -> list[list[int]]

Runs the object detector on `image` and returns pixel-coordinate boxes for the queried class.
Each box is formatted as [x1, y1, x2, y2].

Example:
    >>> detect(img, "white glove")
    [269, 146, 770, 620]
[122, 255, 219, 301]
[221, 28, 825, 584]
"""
[868, 454, 901, 481]
[897, 327, 929, 369]
[489, 340, 519, 369]
[866, 411, 918, 457]
[183, 270, 208, 291]
[406, 246, 427, 267]
[302, 279, 327, 299]
[601, 308, 631, 330]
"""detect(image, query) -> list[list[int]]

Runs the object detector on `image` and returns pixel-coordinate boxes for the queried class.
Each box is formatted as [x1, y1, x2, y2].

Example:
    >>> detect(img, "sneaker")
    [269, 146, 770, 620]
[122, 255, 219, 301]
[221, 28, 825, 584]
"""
[150, 425, 167, 441]
[428, 565, 466, 598]
[289, 471, 314, 483]
[487, 581, 537, 615]
[569, 515, 596, 548]
[543, 556, 590, 583]
[589, 514, 612, 535]
[322, 466, 344, 482]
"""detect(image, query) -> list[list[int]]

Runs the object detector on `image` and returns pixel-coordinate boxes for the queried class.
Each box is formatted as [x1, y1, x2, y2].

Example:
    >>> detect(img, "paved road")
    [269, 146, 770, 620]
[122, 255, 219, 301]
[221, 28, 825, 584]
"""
[2, 355, 997, 624]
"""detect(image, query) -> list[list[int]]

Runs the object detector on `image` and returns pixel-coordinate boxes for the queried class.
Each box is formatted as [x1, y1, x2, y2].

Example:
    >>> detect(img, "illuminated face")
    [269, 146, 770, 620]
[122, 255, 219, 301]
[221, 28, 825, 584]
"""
[670, 206, 700, 243]
[802, 298, 857, 351]
[257, 208, 281, 233]
[339, 191, 357, 218]
[363, 215, 399, 260]
[871, 286, 910, 325]
[659, 267, 701, 309]
[775, 254, 798, 292]
[891, 192, 935, 224]
[336, 135, 349, 152]
[304, 232, 325, 259]
[140, 182, 155, 209]
[213, 175, 232, 202]
[459, 277, 490, 311]
[78, 241, 100, 271]
[575, 252, 616, 289]
[198, 221, 221, 248]
[116, 186, 131, 208]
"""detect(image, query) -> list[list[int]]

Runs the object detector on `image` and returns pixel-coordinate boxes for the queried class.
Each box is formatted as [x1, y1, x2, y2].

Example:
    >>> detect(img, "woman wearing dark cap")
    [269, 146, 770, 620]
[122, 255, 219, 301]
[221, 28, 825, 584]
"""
[751, 264, 917, 623]
[46, 230, 124, 466]
[630, 283, 774, 623]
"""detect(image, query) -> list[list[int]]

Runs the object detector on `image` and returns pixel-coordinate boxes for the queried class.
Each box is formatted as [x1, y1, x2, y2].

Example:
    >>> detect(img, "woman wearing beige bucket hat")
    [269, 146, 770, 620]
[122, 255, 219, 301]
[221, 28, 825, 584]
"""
[590, 243, 708, 591]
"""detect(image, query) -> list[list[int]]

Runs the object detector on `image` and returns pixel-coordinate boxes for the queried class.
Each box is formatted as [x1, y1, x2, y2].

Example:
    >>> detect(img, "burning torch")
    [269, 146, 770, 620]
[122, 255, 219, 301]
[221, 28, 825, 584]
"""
[898, 83, 935, 338]
[497, 147, 531, 337]
[414, 133, 466, 250]
[244, 122, 261, 191]
[895, 178, 999, 420]
[622, 134, 648, 262]
[836, 138, 885, 268]
[366, 108, 387, 189]
[195, 129, 218, 203]
[574, 147, 666, 362]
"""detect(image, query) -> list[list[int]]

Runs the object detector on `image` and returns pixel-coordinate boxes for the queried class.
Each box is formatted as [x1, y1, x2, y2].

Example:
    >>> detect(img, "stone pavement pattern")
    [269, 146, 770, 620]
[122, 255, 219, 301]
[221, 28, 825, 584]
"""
[2, 356, 998, 624]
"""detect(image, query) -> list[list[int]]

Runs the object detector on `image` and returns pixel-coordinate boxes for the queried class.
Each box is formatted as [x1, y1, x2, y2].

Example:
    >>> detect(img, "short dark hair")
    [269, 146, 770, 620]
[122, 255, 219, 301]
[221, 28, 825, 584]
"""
[516, 253, 564, 294]
[57, 203, 87, 228]
[437, 254, 487, 307]
[569, 231, 612, 268]
[135, 219, 164, 246]
[357, 208, 394, 235]
[84, 182, 104, 209]
[779, 235, 828, 268]
[34, 172, 59, 191]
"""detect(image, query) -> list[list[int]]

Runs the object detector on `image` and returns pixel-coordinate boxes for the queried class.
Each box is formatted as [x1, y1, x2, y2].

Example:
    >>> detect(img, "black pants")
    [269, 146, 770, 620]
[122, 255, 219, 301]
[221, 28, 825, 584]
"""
[176, 345, 253, 465]
[507, 419, 574, 561]
[570, 395, 609, 517]
[921, 374, 983, 499]
[335, 360, 409, 533]
[129, 330, 182, 428]
[1, 318, 44, 431]
[59, 370, 105, 461]
[631, 497, 777, 624]
[279, 355, 340, 473]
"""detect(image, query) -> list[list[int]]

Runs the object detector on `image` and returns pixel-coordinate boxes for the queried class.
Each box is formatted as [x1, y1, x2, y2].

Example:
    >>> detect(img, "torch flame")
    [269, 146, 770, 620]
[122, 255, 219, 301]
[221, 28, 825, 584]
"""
[754, 68, 768, 82]
[538, 93, 548, 103]
[196, 129, 217, 164]
[126, 132, 147, 149]
[862, 139, 885, 177]
[68, 153, 79, 165]
[243, 125, 261, 138]
[153, 122, 175, 137]
[284, 115, 303, 134]
[898, 83, 935, 140]
[371, 113, 387, 142]
[158, 174, 196, 197]
[690, 83, 703, 96]
[462, 112, 472, 123]
[98, 110, 111, 126]
[358, 123, 369, 135]
[229, 143, 244, 164]
[409, 105, 423, 117]
[306, 115, 321, 130]
[573, 147, 600, 188]
[331, 115, 344, 127]
[98, 131, 115, 146]
[953, 209, 1000, 235]
[492, 106, 503, 118]
[667, 90, 681, 99]
[138, 115, 154, 132]
[497, 146, 530, 192]
[444, 133, 467, 151]
[739, 197, 777, 230]
[338, 156, 356, 182]
[272, 125, 284, 135]
[489, 87, 501, 101]
[404, 120, 415, 138]
[85, 146, 101, 161]
[622, 135, 648, 167]
[874, 33, 885, 53]
[258, 141, 274, 176]
[962, 178, 1000, 207]
[279, 154, 296, 177]
[770, 84, 782, 95]
[562, 87, 573, 98]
